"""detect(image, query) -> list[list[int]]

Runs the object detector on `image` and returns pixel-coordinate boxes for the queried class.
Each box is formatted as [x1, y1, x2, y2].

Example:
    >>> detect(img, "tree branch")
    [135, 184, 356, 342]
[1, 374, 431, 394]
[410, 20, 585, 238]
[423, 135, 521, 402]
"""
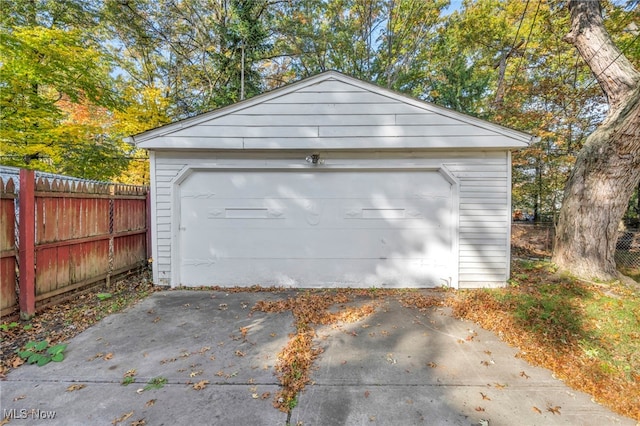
[564, 0, 640, 111]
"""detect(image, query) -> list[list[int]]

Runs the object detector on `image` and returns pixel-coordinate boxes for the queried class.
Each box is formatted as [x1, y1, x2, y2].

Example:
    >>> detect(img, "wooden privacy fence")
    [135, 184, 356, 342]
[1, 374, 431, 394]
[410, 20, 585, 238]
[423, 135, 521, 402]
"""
[0, 169, 150, 319]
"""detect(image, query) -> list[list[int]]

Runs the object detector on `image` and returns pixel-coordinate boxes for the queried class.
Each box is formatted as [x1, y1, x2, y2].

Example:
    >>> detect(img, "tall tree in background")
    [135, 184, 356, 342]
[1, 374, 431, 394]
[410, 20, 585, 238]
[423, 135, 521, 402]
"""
[552, 0, 640, 280]
[272, 0, 448, 93]
[103, 0, 271, 119]
[0, 0, 128, 180]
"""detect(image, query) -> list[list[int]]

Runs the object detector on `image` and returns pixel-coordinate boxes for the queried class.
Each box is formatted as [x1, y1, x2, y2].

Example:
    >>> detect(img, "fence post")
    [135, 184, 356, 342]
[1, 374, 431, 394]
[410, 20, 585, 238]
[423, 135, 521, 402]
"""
[19, 169, 36, 319]
[146, 190, 152, 261]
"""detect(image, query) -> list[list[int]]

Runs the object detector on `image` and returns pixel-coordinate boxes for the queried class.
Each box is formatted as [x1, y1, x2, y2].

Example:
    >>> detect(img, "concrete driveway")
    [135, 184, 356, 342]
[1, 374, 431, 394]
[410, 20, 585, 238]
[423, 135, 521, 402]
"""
[0, 290, 635, 426]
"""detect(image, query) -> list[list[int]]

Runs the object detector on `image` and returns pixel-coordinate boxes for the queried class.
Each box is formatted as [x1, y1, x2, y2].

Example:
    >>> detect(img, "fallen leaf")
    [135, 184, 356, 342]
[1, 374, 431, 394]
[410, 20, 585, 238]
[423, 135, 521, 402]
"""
[532, 406, 542, 414]
[12, 357, 24, 368]
[261, 392, 271, 399]
[189, 370, 203, 378]
[475, 406, 485, 412]
[235, 350, 245, 357]
[494, 383, 507, 389]
[112, 411, 133, 425]
[193, 380, 209, 390]
[13, 395, 26, 401]
[0, 418, 9, 426]
[427, 362, 437, 368]
[88, 352, 104, 361]
[364, 390, 370, 398]
[124, 369, 137, 378]
[103, 353, 114, 361]
[66, 384, 86, 392]
[131, 420, 146, 426]
[152, 317, 160, 323]
[520, 371, 530, 379]
[547, 405, 561, 415]
[145, 400, 156, 407]
[480, 392, 491, 401]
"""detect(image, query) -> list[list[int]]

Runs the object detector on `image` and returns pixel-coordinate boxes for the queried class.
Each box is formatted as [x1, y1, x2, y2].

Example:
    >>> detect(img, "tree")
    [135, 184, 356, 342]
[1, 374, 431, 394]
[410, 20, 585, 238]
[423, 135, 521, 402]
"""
[552, 0, 640, 280]
[103, 0, 272, 118]
[0, 24, 127, 180]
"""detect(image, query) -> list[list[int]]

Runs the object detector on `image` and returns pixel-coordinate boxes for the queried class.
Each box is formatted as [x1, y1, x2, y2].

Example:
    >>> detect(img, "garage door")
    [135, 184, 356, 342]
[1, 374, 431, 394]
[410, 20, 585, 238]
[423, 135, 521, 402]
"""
[177, 169, 456, 288]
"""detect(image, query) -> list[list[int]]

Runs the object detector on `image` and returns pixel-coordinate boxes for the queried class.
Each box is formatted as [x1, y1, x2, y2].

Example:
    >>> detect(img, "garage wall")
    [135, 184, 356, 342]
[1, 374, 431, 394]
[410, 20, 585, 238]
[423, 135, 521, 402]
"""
[149, 151, 510, 288]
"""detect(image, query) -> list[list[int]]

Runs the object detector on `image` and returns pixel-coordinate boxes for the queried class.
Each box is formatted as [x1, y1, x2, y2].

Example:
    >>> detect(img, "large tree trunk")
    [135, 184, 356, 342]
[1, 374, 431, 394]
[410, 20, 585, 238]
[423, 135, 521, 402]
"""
[552, 1, 640, 280]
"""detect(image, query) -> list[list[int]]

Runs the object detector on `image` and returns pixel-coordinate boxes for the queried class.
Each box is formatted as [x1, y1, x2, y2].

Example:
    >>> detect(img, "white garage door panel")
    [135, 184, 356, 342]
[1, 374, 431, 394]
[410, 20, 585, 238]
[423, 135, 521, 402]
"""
[182, 259, 450, 287]
[181, 227, 449, 259]
[178, 170, 456, 288]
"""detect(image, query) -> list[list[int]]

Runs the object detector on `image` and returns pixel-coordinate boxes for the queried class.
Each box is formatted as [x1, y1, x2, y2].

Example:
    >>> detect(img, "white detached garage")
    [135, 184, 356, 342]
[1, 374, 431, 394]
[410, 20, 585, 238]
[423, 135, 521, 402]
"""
[132, 71, 531, 289]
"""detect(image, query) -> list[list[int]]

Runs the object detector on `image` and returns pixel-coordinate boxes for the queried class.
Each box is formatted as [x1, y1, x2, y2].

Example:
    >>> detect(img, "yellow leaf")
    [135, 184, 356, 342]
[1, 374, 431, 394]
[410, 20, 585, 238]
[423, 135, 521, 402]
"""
[66, 384, 86, 392]
[193, 380, 209, 390]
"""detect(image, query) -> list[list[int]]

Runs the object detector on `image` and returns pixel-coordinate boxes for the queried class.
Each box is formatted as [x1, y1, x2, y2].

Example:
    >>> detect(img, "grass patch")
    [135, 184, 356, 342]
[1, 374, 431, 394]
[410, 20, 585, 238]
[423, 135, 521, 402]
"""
[448, 259, 640, 420]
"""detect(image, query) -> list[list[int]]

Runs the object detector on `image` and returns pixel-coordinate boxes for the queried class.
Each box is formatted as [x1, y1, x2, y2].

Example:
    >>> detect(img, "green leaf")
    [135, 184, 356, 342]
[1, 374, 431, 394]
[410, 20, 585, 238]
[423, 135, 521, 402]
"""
[50, 353, 64, 362]
[25, 341, 37, 349]
[97, 293, 112, 301]
[18, 350, 34, 359]
[34, 341, 48, 351]
[28, 353, 41, 364]
[37, 356, 51, 366]
[47, 344, 67, 355]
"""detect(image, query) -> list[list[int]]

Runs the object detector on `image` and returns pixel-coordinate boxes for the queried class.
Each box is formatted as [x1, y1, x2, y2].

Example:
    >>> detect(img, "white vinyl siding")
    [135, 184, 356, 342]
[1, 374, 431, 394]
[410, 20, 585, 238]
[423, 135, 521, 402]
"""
[152, 161, 187, 285]
[448, 156, 510, 287]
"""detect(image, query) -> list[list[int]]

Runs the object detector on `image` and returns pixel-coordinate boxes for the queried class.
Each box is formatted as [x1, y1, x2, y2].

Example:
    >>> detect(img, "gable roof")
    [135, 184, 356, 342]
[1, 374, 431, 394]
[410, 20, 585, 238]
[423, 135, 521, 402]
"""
[131, 71, 532, 150]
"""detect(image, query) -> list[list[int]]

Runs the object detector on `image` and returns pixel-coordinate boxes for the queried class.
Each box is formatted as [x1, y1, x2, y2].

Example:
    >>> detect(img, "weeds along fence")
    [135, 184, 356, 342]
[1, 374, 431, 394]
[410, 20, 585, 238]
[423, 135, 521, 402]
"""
[511, 222, 640, 272]
[0, 168, 150, 319]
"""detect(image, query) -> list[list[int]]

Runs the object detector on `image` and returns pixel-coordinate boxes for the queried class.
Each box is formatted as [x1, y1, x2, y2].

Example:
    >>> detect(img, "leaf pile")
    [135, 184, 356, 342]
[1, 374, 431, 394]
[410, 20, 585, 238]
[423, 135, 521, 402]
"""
[448, 260, 640, 420]
[254, 290, 378, 413]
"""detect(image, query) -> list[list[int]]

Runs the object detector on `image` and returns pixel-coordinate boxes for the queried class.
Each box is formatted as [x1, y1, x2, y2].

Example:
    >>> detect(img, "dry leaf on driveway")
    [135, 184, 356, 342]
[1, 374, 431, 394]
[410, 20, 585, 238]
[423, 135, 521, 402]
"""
[66, 384, 86, 392]
[112, 411, 133, 425]
[193, 380, 209, 390]
[547, 405, 561, 415]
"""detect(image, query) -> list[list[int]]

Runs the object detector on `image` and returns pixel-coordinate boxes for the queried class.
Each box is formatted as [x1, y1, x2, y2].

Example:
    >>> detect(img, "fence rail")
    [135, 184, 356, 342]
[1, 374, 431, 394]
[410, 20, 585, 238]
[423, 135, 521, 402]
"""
[1, 169, 149, 319]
